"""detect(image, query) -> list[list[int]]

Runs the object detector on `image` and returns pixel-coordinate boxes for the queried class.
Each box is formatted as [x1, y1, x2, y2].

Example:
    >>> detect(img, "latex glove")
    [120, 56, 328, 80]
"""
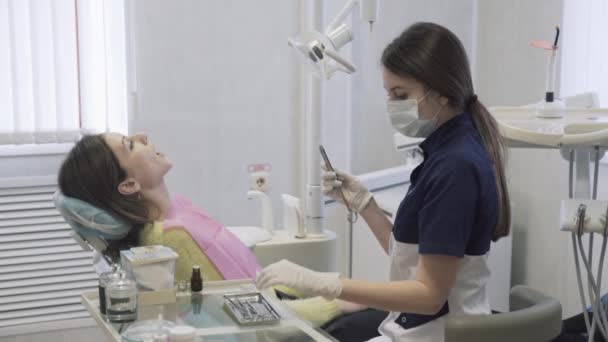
[256, 259, 342, 299]
[322, 165, 372, 213]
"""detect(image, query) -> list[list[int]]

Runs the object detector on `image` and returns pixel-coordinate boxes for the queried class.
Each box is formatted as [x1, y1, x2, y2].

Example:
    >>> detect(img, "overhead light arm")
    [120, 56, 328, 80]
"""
[288, 0, 378, 239]
[326, 0, 377, 35]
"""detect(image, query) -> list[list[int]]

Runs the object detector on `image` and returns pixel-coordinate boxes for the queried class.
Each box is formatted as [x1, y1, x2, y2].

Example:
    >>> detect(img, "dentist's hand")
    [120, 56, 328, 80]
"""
[322, 166, 372, 213]
[256, 259, 342, 299]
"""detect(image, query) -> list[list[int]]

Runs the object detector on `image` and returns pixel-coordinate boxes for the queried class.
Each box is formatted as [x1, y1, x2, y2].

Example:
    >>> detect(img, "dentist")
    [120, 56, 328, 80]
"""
[256, 22, 511, 341]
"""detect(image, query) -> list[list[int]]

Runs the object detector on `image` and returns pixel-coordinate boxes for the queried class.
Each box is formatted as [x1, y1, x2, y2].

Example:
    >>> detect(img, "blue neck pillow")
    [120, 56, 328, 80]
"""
[53, 191, 132, 243]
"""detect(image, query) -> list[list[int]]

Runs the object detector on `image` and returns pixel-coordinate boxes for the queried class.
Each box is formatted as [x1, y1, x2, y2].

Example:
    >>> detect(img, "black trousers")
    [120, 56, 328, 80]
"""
[322, 309, 388, 342]
[552, 312, 607, 342]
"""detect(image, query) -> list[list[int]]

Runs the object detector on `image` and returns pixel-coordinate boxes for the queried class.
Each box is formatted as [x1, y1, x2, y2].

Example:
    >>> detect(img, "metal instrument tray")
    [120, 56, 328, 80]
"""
[223, 292, 281, 326]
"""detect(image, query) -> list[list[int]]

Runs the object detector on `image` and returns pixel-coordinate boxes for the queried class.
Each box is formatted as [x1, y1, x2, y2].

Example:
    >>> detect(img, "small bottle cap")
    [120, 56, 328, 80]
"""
[191, 266, 201, 279]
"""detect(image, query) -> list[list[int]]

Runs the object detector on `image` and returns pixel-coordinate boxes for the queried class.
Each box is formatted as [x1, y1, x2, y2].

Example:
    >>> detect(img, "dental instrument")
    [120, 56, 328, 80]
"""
[567, 148, 608, 341]
[531, 25, 565, 118]
[320, 145, 358, 224]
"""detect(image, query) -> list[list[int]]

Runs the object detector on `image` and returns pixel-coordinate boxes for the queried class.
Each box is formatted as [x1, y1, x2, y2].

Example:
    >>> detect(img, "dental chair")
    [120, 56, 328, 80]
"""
[53, 191, 132, 271]
[444, 285, 562, 342]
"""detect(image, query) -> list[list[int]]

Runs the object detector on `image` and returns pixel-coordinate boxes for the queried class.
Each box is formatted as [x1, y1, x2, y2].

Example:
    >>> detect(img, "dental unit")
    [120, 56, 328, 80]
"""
[491, 26, 608, 340]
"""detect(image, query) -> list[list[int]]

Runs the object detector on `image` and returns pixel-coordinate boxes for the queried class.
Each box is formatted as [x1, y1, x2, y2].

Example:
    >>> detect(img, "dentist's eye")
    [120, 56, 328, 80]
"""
[389, 91, 408, 100]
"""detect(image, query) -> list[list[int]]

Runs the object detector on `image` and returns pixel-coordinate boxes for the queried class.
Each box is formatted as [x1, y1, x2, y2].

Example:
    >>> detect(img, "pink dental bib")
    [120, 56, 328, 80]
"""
[163, 195, 260, 280]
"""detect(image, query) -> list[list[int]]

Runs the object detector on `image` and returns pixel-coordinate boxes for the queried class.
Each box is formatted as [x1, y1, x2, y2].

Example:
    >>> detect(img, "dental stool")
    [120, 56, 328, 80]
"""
[445, 285, 562, 342]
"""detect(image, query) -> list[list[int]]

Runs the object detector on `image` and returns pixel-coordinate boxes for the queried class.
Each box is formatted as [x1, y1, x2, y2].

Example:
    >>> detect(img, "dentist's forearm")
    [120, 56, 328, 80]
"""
[337, 254, 460, 315]
[338, 278, 443, 315]
[360, 198, 393, 254]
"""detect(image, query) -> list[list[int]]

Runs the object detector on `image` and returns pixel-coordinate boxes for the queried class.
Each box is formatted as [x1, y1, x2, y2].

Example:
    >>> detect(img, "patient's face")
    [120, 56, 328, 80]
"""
[103, 132, 172, 189]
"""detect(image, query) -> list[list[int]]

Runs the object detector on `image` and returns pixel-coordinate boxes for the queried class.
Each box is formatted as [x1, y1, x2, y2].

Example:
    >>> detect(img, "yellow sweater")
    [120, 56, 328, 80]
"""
[139, 221, 223, 282]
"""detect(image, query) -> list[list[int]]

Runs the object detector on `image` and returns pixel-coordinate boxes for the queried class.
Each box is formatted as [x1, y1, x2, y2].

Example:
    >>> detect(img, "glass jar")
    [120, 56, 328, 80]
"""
[175, 280, 190, 297]
[98, 264, 122, 315]
[105, 271, 138, 322]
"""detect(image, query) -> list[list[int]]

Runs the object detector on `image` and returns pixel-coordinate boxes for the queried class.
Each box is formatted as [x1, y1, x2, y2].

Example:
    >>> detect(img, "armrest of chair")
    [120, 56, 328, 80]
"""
[445, 285, 562, 342]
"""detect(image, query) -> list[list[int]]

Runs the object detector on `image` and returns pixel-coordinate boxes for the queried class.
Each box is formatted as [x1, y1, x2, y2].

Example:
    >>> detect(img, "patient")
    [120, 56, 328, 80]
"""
[59, 133, 262, 281]
[57, 133, 370, 331]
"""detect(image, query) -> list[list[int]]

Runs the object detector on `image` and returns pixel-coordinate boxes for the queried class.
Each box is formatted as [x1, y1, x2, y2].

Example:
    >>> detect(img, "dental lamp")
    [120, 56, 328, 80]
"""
[289, 0, 377, 237]
[289, 0, 377, 80]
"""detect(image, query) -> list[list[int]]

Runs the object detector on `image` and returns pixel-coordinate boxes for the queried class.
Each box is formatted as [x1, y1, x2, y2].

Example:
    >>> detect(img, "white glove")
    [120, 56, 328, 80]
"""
[255, 259, 343, 299]
[322, 166, 372, 213]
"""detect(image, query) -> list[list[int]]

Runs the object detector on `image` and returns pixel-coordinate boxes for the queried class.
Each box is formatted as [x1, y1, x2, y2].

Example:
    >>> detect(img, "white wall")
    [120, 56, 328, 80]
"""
[475, 0, 563, 107]
[127, 0, 370, 230]
[350, 0, 476, 174]
[560, 0, 608, 107]
[129, 0, 304, 228]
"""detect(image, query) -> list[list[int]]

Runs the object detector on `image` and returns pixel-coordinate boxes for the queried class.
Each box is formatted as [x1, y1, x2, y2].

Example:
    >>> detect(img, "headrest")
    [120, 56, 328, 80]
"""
[53, 191, 132, 243]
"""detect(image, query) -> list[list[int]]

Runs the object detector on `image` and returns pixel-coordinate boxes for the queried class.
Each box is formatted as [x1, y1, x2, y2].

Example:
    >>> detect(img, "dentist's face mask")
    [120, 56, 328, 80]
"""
[386, 91, 441, 138]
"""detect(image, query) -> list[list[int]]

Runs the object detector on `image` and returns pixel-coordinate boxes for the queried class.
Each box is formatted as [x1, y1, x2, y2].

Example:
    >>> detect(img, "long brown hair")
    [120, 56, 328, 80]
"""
[58, 135, 154, 258]
[381, 22, 510, 241]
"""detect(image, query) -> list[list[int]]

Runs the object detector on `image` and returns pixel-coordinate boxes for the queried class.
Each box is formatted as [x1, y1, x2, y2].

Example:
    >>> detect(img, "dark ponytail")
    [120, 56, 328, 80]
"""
[469, 98, 511, 240]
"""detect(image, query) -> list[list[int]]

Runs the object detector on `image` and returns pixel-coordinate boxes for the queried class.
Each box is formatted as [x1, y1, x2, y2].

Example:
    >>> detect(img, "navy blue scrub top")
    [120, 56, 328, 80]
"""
[393, 111, 498, 258]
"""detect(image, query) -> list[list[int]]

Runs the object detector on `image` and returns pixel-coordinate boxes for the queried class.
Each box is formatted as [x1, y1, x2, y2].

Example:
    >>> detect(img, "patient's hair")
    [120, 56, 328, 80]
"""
[58, 134, 152, 260]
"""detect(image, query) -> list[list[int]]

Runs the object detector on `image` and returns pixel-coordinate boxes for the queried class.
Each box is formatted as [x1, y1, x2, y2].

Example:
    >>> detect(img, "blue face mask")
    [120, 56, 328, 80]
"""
[386, 91, 443, 138]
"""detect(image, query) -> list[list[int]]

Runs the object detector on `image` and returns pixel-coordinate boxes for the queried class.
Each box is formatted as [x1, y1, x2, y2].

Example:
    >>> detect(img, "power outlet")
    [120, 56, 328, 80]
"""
[248, 164, 271, 192]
